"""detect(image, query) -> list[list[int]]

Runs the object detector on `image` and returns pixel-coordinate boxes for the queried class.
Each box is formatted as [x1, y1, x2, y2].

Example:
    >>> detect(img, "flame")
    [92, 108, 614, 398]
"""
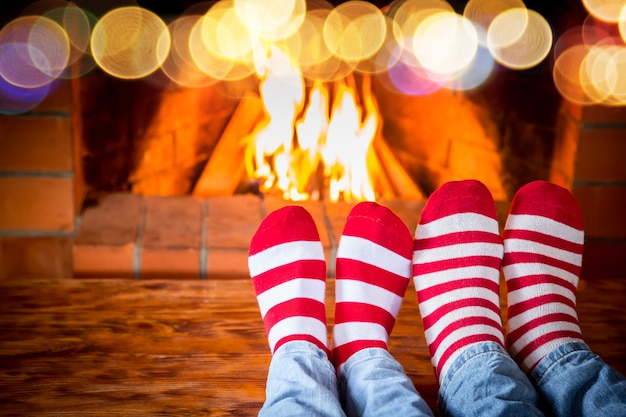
[243, 45, 379, 202]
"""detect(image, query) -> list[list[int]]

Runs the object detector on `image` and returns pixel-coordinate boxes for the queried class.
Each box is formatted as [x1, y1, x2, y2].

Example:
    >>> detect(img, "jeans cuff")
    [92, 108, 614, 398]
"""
[530, 341, 591, 385]
[439, 342, 508, 398]
[274, 340, 330, 360]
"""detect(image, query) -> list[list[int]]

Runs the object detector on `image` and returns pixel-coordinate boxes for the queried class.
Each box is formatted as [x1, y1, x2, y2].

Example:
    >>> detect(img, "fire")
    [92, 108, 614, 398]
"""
[243, 45, 379, 202]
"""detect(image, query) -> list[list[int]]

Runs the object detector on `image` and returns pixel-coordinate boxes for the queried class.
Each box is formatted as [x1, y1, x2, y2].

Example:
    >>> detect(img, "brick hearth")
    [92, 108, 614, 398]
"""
[73, 193, 430, 279]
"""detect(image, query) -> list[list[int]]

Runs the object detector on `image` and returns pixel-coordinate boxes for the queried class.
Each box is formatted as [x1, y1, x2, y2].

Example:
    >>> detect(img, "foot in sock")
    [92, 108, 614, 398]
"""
[332, 202, 413, 371]
[248, 206, 329, 355]
[413, 180, 505, 383]
[503, 180, 584, 373]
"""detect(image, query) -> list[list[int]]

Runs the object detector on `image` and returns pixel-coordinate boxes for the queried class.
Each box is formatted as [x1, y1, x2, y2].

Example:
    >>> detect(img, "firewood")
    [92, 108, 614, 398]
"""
[373, 133, 425, 200]
[192, 92, 264, 197]
[366, 144, 396, 200]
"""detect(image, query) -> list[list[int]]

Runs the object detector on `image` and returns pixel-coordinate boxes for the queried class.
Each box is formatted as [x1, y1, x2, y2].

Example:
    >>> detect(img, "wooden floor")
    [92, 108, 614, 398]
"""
[1, 277, 625, 416]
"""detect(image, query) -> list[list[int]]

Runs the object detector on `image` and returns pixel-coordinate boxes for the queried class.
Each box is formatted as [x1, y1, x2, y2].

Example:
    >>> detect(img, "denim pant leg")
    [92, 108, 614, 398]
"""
[260, 341, 346, 417]
[339, 347, 435, 417]
[439, 342, 545, 417]
[530, 341, 626, 417]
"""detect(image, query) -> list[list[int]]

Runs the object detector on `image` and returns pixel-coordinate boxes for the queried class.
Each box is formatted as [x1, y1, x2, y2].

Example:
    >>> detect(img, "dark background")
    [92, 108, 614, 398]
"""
[1, 0, 585, 29]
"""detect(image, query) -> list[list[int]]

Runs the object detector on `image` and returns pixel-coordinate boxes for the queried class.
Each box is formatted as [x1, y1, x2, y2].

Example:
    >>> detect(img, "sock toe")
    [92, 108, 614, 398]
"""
[419, 179, 498, 224]
[250, 205, 321, 255]
[508, 181, 583, 230]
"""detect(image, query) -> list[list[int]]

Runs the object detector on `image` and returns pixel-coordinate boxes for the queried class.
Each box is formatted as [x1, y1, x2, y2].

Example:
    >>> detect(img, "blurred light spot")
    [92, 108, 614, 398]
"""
[388, 0, 453, 52]
[234, 0, 305, 41]
[160, 16, 218, 87]
[608, 46, 626, 103]
[0, 53, 52, 114]
[386, 45, 442, 95]
[44, 3, 97, 78]
[488, 8, 552, 70]
[553, 44, 596, 105]
[324, 1, 387, 62]
[445, 45, 495, 91]
[413, 11, 478, 78]
[553, 25, 608, 59]
[90, 6, 170, 79]
[200, 2, 254, 62]
[354, 15, 402, 74]
[463, 0, 526, 46]
[582, 42, 619, 102]
[583, 0, 626, 23]
[619, 4, 626, 42]
[0, 16, 69, 88]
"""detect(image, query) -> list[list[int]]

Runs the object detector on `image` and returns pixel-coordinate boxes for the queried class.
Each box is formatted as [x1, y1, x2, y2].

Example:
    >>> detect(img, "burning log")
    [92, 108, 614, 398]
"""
[373, 133, 425, 200]
[192, 92, 264, 197]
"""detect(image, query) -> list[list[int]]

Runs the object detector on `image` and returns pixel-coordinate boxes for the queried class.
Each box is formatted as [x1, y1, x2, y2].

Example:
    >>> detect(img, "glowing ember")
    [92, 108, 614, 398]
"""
[243, 45, 379, 202]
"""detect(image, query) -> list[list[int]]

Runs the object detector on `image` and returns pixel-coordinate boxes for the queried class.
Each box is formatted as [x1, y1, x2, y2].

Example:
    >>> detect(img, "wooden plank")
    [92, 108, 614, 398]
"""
[192, 92, 264, 197]
[0, 278, 625, 416]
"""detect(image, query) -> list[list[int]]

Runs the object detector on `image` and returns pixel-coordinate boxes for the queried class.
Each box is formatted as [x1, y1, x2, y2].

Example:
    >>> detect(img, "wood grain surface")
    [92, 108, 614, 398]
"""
[0, 278, 624, 416]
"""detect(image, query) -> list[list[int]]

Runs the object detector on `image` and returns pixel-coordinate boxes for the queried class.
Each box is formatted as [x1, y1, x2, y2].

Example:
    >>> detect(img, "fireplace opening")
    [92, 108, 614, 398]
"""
[45, 0, 589, 206]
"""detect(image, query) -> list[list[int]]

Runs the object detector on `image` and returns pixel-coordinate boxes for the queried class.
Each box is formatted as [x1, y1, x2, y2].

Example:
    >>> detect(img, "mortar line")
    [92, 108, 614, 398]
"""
[199, 199, 209, 280]
[133, 198, 147, 280]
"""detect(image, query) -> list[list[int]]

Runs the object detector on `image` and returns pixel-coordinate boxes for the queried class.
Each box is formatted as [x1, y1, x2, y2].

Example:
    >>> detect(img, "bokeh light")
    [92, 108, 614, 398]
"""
[553, 44, 595, 105]
[413, 11, 478, 79]
[0, 16, 69, 88]
[90, 6, 170, 79]
[583, 0, 626, 23]
[463, 0, 526, 46]
[324, 1, 387, 62]
[160, 16, 218, 88]
[4, 0, 626, 114]
[487, 8, 553, 70]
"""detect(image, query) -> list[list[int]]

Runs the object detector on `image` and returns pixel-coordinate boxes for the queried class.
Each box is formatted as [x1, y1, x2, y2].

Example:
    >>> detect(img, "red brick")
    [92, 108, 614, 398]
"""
[206, 194, 262, 278]
[575, 128, 626, 182]
[0, 236, 72, 279]
[573, 185, 626, 239]
[0, 177, 74, 231]
[0, 116, 73, 171]
[141, 195, 203, 279]
[73, 193, 141, 278]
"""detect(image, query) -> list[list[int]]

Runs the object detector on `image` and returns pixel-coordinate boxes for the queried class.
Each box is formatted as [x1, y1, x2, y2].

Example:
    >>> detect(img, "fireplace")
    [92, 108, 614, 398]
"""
[1, 0, 625, 280]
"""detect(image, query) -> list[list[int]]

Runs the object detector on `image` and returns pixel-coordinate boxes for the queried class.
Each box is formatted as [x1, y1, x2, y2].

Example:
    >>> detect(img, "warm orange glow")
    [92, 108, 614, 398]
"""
[243, 46, 379, 202]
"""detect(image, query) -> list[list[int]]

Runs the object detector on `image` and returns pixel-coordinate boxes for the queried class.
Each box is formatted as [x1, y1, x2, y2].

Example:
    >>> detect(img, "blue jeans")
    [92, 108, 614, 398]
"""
[260, 341, 626, 417]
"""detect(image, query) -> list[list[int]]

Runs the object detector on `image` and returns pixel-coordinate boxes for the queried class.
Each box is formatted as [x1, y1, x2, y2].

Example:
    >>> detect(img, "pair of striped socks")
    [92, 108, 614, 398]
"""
[248, 180, 585, 383]
[248, 201, 413, 372]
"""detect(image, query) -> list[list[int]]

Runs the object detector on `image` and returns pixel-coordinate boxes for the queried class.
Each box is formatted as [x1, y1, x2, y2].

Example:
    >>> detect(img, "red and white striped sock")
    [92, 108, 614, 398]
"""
[332, 202, 413, 371]
[413, 180, 505, 383]
[503, 181, 584, 373]
[248, 206, 329, 355]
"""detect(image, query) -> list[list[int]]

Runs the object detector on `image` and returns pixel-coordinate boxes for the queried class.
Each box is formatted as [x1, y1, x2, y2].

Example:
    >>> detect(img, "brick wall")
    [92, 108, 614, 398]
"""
[0, 80, 84, 278]
[551, 102, 626, 279]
